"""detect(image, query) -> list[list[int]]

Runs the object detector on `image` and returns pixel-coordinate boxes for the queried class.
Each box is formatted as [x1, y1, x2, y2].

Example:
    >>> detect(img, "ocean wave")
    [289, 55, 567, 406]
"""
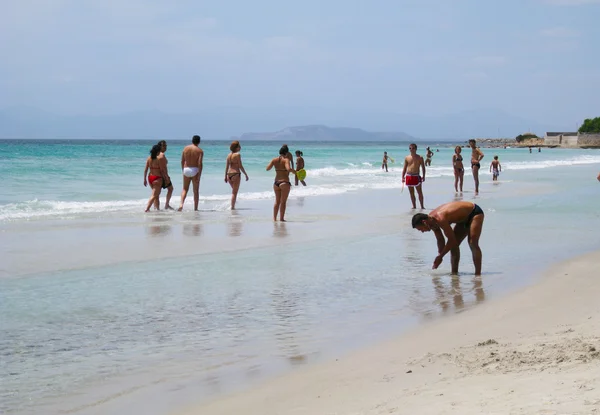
[0, 184, 372, 221]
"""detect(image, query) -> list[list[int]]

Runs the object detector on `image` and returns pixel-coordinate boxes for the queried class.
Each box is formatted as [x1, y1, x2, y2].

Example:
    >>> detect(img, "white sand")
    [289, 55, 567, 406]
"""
[175, 251, 600, 415]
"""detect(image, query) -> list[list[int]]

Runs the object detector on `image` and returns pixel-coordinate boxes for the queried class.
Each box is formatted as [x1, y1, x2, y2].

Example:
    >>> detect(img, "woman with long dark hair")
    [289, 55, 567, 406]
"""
[143, 144, 166, 212]
[266, 146, 296, 221]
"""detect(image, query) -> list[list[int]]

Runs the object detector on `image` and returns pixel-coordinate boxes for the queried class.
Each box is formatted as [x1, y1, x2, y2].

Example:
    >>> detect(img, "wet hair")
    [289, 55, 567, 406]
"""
[157, 140, 167, 148]
[279, 146, 289, 156]
[494, 155, 498, 160]
[192, 135, 201, 145]
[230, 140, 240, 152]
[409, 143, 418, 150]
[150, 144, 162, 160]
[455, 145, 462, 153]
[412, 213, 429, 228]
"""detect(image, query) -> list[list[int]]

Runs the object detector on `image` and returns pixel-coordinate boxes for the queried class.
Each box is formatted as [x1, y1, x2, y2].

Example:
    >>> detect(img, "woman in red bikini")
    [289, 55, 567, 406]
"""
[224, 140, 249, 210]
[143, 144, 166, 212]
[266, 146, 296, 221]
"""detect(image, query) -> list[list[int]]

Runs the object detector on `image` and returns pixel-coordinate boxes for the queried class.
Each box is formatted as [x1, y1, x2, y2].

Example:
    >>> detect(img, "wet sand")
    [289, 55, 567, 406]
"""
[175, 250, 600, 415]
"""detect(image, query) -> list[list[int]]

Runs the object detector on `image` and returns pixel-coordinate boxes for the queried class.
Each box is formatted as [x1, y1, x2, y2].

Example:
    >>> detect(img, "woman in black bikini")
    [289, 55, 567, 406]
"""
[224, 140, 249, 210]
[452, 145, 464, 193]
[266, 146, 296, 221]
[469, 139, 484, 195]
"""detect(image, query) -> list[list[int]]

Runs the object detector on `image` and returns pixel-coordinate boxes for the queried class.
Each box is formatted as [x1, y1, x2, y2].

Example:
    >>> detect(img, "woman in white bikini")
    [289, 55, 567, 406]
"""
[224, 140, 249, 210]
[266, 146, 296, 221]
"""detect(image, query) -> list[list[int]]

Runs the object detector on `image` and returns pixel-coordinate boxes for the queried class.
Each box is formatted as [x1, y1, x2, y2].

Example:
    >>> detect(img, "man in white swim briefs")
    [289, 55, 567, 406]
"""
[178, 135, 204, 211]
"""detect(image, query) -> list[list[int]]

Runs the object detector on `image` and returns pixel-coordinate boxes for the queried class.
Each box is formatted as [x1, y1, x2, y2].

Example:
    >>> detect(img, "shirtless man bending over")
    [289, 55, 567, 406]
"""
[412, 201, 485, 275]
[178, 135, 204, 211]
[402, 143, 426, 209]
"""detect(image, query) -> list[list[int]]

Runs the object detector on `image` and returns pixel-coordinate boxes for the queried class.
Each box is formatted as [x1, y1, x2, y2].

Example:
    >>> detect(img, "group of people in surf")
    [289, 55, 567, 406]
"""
[399, 139, 501, 210]
[143, 136, 306, 221]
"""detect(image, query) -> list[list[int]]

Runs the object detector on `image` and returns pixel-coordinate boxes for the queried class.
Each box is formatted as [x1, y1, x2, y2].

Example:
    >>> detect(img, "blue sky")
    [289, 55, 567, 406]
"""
[1, 0, 599, 128]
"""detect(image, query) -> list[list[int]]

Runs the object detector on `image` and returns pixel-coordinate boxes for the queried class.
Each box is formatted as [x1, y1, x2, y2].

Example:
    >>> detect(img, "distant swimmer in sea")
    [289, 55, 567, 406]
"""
[156, 140, 174, 210]
[266, 145, 296, 221]
[490, 155, 502, 181]
[295, 150, 307, 186]
[469, 139, 484, 195]
[143, 144, 166, 212]
[412, 201, 485, 275]
[452, 145, 464, 193]
[425, 147, 434, 166]
[402, 143, 426, 209]
[224, 140, 249, 210]
[178, 135, 204, 211]
[382, 151, 390, 172]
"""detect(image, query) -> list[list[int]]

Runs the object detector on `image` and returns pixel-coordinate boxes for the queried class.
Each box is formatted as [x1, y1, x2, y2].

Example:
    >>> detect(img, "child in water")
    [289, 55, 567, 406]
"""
[490, 156, 502, 181]
[295, 150, 307, 186]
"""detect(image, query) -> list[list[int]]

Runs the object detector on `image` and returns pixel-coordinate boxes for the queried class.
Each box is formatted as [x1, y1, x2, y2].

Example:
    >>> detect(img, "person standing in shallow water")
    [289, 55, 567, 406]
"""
[402, 143, 426, 209]
[425, 147, 434, 166]
[452, 145, 464, 193]
[490, 156, 502, 181]
[156, 140, 173, 210]
[469, 139, 484, 195]
[412, 201, 485, 276]
[295, 150, 307, 186]
[143, 144, 166, 212]
[178, 135, 204, 211]
[382, 151, 389, 172]
[267, 146, 296, 221]
[224, 140, 249, 210]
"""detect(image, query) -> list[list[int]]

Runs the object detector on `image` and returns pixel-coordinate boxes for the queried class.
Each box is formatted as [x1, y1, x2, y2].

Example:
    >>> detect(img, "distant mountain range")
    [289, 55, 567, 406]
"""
[236, 125, 414, 142]
[0, 106, 570, 140]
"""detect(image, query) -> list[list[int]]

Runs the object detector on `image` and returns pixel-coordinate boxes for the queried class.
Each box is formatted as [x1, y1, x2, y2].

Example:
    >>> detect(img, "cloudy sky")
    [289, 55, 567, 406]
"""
[1, 0, 599, 127]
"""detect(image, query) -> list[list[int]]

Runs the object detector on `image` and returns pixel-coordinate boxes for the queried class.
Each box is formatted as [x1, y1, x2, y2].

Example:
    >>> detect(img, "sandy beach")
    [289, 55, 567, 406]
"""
[176, 250, 600, 415]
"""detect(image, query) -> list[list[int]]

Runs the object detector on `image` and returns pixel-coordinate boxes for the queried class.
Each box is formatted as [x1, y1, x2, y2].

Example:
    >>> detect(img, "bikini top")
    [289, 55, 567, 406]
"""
[455, 155, 463, 162]
[274, 156, 288, 172]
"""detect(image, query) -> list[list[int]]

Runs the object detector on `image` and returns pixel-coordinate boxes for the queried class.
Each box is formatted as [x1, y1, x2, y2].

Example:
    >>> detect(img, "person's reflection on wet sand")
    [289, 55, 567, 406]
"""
[451, 275, 465, 310]
[228, 211, 243, 237]
[270, 284, 308, 367]
[273, 222, 289, 238]
[432, 276, 451, 314]
[430, 274, 485, 315]
[183, 222, 203, 237]
[473, 275, 486, 303]
[294, 197, 305, 207]
[146, 216, 172, 237]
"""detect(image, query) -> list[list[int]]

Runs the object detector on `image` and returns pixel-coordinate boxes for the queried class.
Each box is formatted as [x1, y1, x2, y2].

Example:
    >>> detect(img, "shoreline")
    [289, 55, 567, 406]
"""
[175, 249, 600, 415]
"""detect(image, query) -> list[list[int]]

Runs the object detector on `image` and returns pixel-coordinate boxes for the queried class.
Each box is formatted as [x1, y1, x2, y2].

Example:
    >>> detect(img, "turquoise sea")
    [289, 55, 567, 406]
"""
[2, 139, 600, 415]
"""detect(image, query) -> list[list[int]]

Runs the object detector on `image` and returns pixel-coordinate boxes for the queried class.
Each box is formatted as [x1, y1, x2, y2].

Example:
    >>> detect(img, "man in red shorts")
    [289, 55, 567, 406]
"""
[402, 143, 426, 209]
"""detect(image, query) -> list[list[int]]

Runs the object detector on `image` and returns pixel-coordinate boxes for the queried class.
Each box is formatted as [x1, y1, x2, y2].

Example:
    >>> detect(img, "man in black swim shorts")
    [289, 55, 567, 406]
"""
[412, 201, 485, 275]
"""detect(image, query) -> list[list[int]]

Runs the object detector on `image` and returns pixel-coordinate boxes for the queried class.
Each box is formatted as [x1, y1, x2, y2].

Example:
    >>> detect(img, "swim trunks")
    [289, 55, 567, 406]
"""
[463, 203, 484, 228]
[471, 162, 481, 169]
[183, 167, 199, 178]
[161, 178, 172, 189]
[405, 173, 422, 187]
[492, 168, 499, 177]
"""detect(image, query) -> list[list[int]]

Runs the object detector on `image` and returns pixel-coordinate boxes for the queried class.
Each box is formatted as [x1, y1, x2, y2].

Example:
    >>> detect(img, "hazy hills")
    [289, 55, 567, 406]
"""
[236, 125, 414, 142]
[0, 106, 568, 140]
